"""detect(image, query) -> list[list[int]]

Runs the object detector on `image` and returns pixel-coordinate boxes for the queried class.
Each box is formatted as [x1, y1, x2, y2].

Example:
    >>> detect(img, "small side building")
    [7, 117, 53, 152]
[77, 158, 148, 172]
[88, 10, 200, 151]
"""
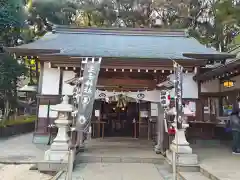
[193, 45, 240, 139]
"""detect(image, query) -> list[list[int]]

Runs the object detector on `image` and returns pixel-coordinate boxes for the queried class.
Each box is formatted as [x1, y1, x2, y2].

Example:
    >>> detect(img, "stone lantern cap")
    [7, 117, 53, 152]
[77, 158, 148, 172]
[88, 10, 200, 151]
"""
[51, 95, 73, 112]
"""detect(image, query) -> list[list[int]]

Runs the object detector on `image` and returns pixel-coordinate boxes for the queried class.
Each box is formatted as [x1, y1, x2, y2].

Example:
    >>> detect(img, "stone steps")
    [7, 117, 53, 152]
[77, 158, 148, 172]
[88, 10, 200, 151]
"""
[75, 155, 165, 164]
[57, 163, 166, 180]
[178, 165, 225, 180]
[178, 172, 211, 180]
[199, 166, 221, 180]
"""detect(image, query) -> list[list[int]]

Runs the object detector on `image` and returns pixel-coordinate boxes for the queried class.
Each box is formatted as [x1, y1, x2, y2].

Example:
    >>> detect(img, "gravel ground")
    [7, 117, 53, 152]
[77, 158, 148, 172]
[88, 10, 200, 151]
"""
[0, 164, 53, 180]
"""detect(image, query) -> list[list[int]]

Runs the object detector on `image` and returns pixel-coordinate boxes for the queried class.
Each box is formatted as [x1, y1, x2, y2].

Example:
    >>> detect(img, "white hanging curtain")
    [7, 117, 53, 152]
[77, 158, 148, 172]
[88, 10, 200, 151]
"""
[126, 90, 160, 102]
[95, 90, 161, 102]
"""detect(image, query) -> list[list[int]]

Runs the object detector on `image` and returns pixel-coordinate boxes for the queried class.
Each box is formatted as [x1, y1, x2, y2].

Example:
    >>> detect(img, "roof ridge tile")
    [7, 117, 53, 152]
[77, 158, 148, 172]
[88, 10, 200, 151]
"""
[52, 25, 187, 37]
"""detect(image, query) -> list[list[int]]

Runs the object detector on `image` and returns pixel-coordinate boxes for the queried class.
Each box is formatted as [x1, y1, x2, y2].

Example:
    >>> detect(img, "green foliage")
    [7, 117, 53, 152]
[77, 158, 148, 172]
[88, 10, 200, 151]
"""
[1, 0, 240, 51]
[188, 0, 240, 51]
[0, 54, 27, 100]
[230, 34, 240, 47]
[0, 0, 26, 46]
[0, 115, 36, 127]
[29, 1, 77, 27]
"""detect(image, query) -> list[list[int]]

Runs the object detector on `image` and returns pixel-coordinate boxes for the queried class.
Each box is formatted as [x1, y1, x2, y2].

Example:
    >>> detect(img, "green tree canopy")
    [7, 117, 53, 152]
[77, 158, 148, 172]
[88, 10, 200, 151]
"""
[0, 54, 26, 93]
[0, 0, 26, 46]
[188, 0, 240, 51]
[0, 53, 27, 119]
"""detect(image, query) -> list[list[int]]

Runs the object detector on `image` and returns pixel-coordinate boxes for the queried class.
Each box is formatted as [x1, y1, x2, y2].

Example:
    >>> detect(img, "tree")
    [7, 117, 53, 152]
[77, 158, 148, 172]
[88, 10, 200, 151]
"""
[188, 0, 240, 51]
[72, 0, 117, 27]
[0, 0, 28, 120]
[151, 0, 191, 28]
[26, 0, 77, 37]
[0, 54, 27, 120]
[0, 0, 25, 46]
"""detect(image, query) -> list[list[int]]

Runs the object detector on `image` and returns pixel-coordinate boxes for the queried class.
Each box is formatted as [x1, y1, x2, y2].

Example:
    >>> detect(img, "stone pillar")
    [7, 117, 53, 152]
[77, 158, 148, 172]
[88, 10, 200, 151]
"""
[44, 95, 73, 162]
[155, 103, 165, 154]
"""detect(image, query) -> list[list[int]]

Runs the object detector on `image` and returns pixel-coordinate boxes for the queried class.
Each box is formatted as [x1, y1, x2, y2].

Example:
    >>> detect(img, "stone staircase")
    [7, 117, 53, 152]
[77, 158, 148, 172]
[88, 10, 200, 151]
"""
[57, 163, 168, 180]
[178, 165, 222, 180]
[75, 154, 165, 164]
[179, 171, 210, 180]
[52, 157, 224, 180]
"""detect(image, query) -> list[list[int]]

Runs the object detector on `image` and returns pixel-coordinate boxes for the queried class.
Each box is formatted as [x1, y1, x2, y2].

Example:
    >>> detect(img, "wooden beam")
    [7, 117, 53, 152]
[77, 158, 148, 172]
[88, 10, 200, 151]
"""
[200, 89, 240, 97]
[51, 64, 194, 72]
[97, 87, 151, 91]
[97, 78, 156, 88]
[99, 71, 156, 80]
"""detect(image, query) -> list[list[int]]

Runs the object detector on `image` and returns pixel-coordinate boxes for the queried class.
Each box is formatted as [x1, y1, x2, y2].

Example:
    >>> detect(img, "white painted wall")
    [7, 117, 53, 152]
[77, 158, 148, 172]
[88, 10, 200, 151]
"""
[169, 73, 198, 99]
[201, 79, 220, 93]
[38, 105, 58, 118]
[41, 63, 60, 95]
[220, 75, 240, 92]
[62, 71, 75, 95]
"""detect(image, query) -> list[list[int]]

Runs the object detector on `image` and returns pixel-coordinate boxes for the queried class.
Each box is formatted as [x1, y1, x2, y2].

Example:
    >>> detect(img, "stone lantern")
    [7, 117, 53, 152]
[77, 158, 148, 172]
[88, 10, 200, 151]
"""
[44, 95, 73, 162]
[166, 107, 198, 166]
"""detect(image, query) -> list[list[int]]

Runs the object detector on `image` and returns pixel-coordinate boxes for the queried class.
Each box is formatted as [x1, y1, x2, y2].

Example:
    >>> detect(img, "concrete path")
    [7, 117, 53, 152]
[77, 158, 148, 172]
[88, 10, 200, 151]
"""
[0, 133, 47, 163]
[59, 163, 166, 180]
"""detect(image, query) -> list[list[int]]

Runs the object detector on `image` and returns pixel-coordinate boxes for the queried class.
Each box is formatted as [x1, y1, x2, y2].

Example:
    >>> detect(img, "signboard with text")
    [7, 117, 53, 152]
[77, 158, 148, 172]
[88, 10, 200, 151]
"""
[76, 61, 101, 131]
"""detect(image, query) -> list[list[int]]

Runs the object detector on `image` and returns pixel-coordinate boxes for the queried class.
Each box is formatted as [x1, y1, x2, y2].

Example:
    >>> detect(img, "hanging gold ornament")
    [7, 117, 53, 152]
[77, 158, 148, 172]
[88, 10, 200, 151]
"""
[116, 94, 128, 108]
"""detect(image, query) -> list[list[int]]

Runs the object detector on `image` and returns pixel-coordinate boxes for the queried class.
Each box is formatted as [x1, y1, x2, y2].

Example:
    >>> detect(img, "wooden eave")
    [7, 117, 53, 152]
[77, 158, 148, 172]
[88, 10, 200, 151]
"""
[4, 47, 60, 56]
[183, 53, 236, 60]
[194, 59, 240, 81]
[4, 47, 207, 69]
[37, 54, 206, 70]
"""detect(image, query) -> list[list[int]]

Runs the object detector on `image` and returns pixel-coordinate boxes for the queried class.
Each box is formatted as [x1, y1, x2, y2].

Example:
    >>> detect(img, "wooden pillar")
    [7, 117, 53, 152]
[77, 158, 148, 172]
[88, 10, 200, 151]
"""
[35, 61, 44, 133]
[58, 69, 63, 95]
[196, 68, 203, 122]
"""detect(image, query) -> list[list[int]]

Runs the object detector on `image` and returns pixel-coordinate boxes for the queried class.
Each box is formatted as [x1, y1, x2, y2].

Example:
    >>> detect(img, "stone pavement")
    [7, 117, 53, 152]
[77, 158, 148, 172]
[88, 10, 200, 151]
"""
[0, 164, 52, 180]
[0, 133, 47, 163]
[59, 163, 167, 180]
[193, 142, 240, 180]
[4, 134, 240, 180]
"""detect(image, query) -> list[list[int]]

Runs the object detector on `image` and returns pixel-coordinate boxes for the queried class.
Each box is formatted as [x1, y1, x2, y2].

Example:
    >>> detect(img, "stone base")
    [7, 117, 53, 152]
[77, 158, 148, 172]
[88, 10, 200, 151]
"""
[37, 161, 68, 172]
[50, 142, 69, 151]
[170, 143, 192, 154]
[166, 150, 198, 166]
[32, 134, 50, 144]
[44, 149, 69, 162]
[154, 145, 162, 154]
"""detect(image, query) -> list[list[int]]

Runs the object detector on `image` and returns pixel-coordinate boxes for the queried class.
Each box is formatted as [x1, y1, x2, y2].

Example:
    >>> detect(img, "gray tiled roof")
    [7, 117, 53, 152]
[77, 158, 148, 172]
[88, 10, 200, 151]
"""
[14, 27, 221, 59]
